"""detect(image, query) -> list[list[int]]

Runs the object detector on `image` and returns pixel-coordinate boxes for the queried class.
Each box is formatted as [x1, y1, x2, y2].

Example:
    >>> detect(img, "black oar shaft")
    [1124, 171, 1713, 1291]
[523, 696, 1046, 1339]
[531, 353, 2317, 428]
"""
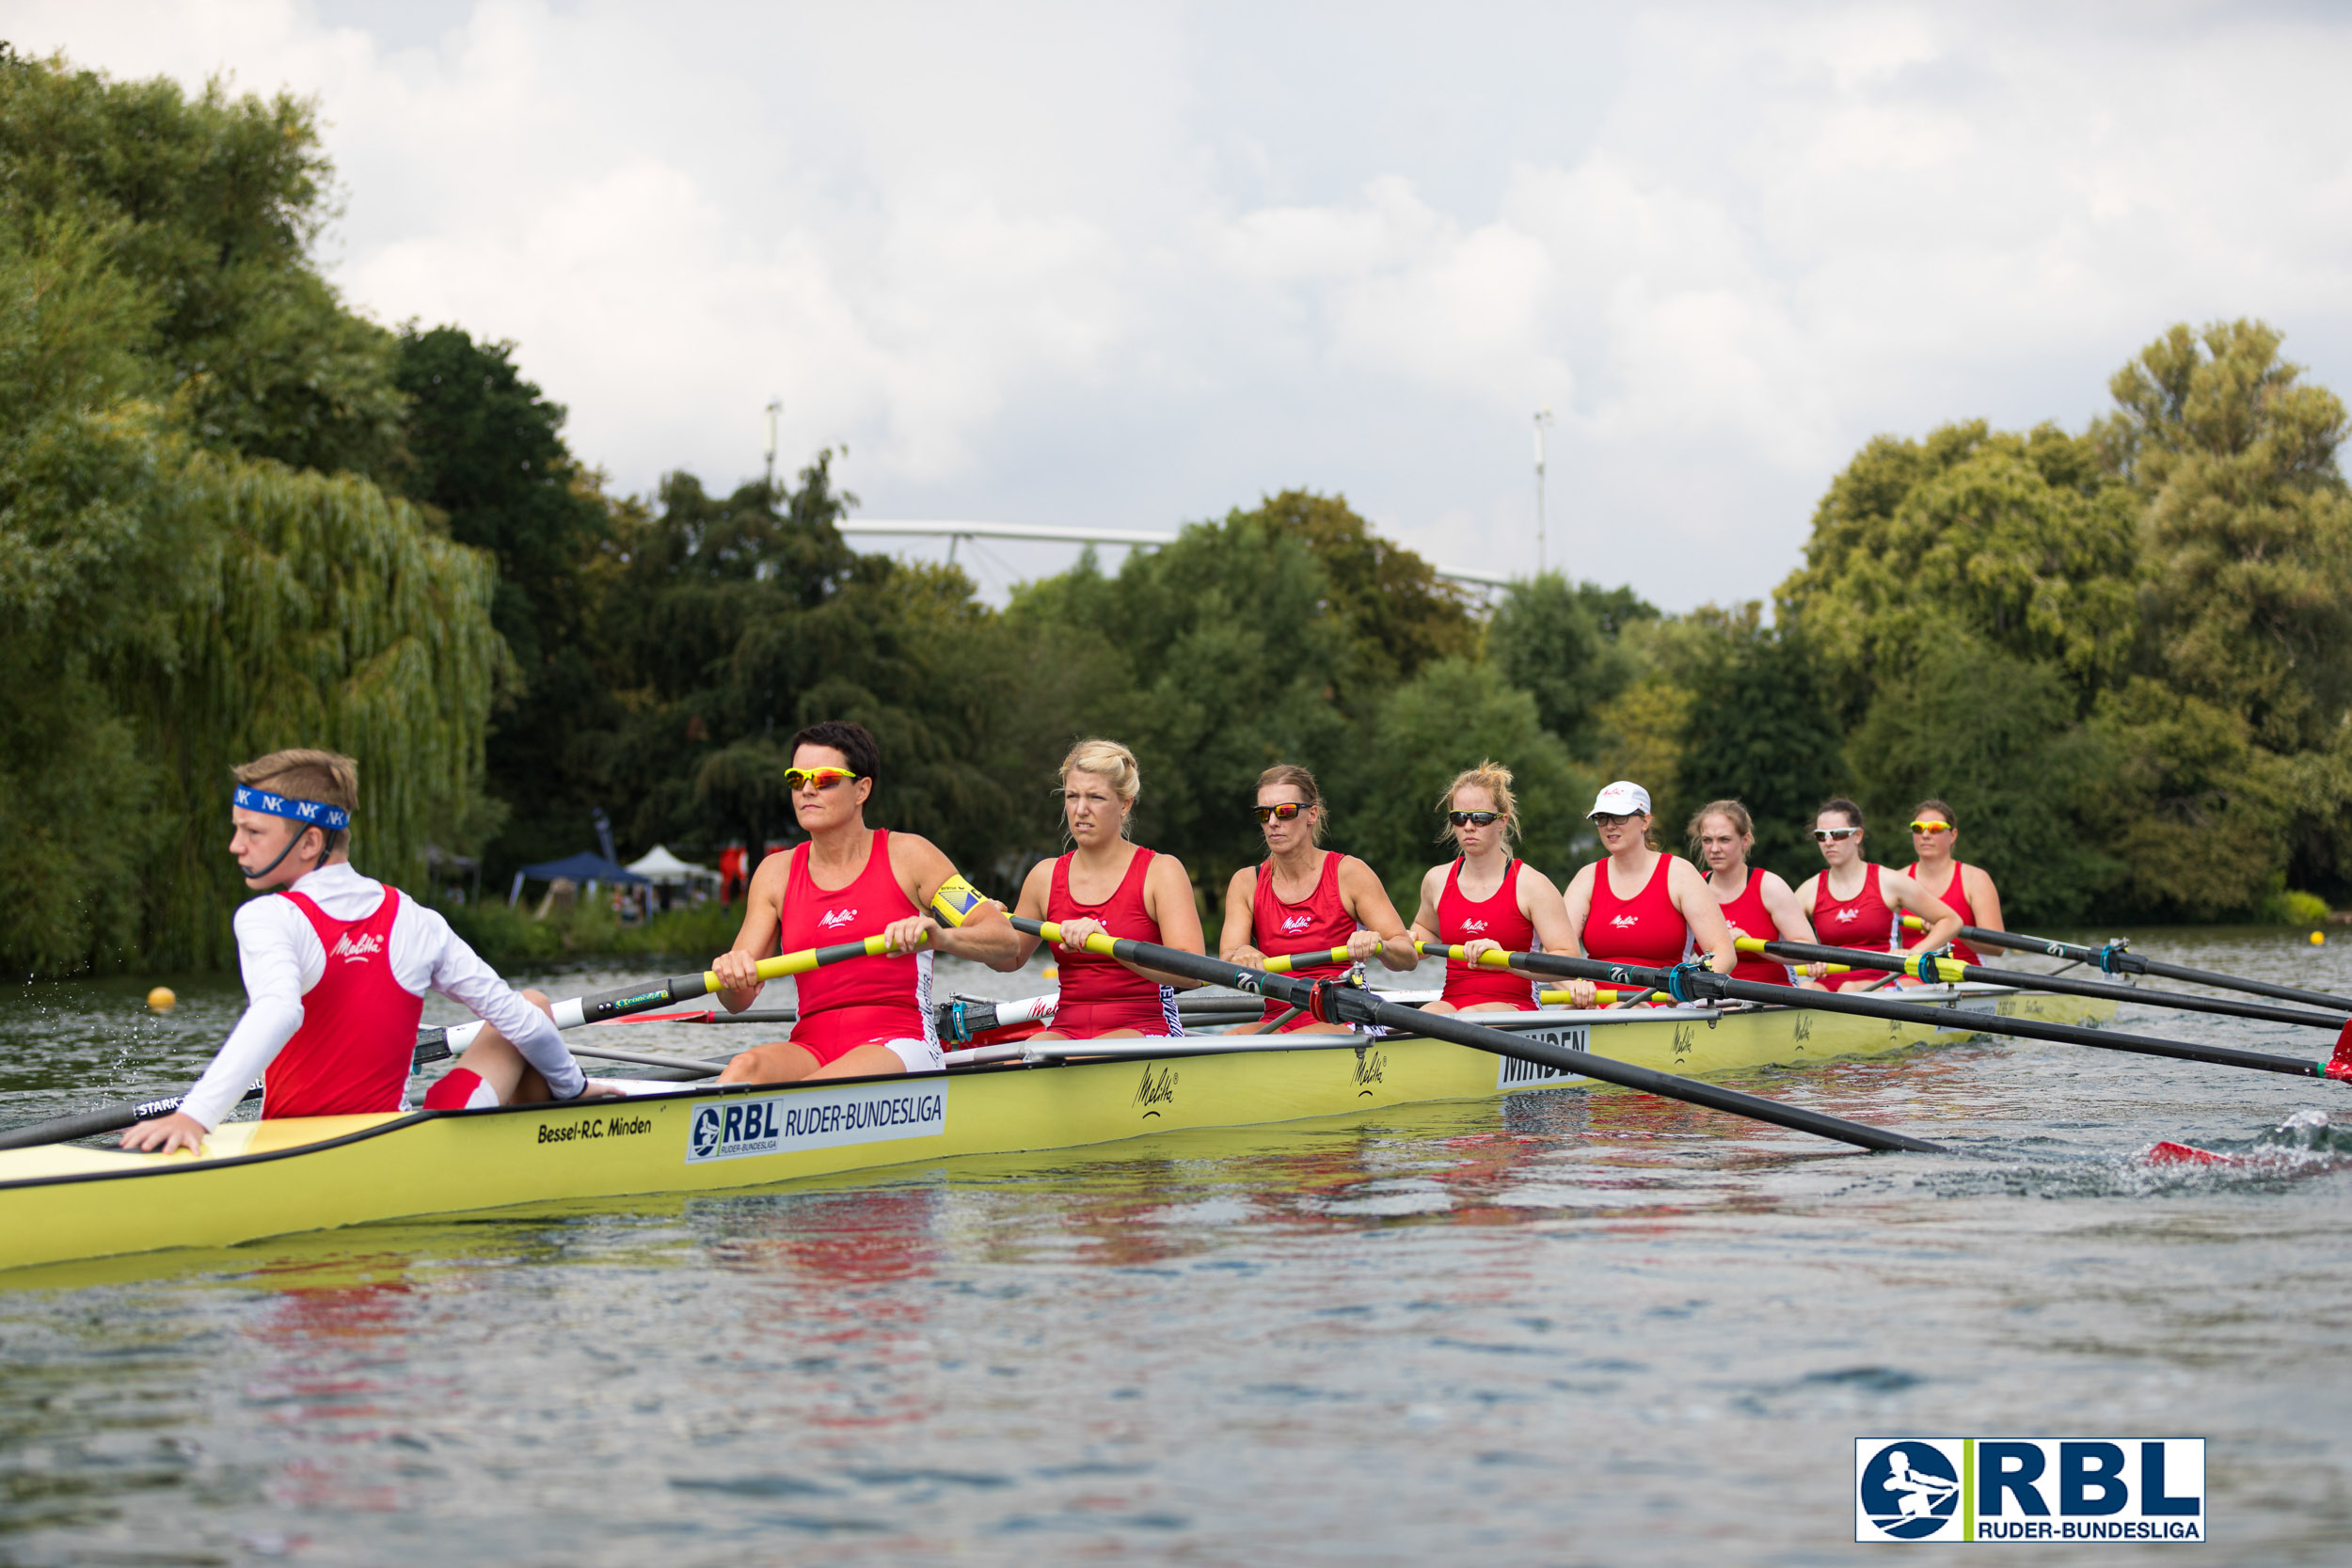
[0, 1037, 454, 1152]
[1507, 951, 2340, 1082]
[1959, 927, 2352, 1012]
[1756, 938, 2350, 1032]
[1007, 917, 1944, 1155]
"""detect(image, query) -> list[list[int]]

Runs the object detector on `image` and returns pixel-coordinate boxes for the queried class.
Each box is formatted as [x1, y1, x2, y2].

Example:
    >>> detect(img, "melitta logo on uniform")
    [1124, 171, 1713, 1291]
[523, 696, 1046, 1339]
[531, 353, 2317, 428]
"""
[686, 1081, 948, 1164]
[1608, 913, 1641, 928]
[327, 931, 384, 962]
[1854, 1438, 2204, 1544]
[1460, 919, 1488, 934]
[818, 908, 859, 930]
[1279, 915, 1311, 933]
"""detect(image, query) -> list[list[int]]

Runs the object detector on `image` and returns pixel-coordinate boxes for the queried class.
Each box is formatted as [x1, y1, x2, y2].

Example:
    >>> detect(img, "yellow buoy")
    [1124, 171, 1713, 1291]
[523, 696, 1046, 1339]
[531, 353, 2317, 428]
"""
[146, 986, 178, 1012]
[2312, 930, 2327, 946]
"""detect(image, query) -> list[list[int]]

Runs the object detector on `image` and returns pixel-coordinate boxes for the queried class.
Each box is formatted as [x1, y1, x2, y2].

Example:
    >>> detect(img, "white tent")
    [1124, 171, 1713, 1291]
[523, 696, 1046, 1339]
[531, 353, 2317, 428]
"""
[624, 845, 720, 885]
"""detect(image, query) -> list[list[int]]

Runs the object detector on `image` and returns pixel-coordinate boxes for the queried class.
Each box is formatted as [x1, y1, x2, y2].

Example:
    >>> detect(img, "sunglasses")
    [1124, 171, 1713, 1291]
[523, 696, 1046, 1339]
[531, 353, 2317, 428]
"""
[785, 767, 859, 791]
[1813, 827, 1859, 843]
[1253, 802, 1308, 824]
[1449, 810, 1502, 827]
[1910, 819, 1954, 833]
[1590, 812, 1642, 828]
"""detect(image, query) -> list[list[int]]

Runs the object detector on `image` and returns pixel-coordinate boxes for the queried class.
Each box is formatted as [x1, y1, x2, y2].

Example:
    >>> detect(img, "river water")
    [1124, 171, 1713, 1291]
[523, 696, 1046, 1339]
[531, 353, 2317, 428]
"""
[3, 931, 2350, 1565]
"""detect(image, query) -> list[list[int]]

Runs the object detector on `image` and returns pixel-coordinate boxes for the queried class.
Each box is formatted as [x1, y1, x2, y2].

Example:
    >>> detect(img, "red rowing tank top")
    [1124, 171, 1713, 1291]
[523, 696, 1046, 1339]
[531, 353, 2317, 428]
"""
[1902, 863, 1981, 965]
[1251, 850, 1359, 1023]
[1583, 853, 1692, 968]
[779, 831, 930, 1053]
[1812, 863, 1896, 990]
[268, 888, 425, 1118]
[1438, 858, 1537, 1009]
[1050, 846, 1180, 1034]
[1708, 867, 1793, 987]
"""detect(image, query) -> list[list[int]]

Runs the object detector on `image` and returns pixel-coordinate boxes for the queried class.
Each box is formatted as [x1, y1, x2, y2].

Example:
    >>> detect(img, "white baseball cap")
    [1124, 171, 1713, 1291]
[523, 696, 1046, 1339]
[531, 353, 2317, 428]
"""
[1588, 781, 1652, 818]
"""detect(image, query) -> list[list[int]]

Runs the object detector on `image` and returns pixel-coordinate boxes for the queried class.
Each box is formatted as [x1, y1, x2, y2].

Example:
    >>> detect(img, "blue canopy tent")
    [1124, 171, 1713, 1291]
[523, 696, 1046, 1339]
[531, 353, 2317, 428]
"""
[508, 852, 651, 907]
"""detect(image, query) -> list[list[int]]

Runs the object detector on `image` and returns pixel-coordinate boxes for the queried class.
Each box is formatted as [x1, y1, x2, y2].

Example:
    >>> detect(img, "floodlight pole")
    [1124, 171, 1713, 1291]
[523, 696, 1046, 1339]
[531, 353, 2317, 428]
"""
[1533, 408, 1555, 575]
[763, 398, 783, 492]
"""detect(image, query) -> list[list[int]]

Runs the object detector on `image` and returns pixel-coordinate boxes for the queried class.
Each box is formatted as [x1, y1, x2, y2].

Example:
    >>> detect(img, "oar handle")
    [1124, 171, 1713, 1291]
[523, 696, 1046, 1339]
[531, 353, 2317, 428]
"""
[1263, 946, 1355, 974]
[549, 930, 931, 1031]
[1415, 940, 1514, 969]
[1011, 917, 1945, 1154]
[1730, 936, 1858, 975]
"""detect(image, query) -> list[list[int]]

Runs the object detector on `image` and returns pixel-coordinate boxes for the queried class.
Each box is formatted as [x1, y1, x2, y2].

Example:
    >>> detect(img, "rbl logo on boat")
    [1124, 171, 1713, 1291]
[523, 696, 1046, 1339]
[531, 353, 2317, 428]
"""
[1854, 1438, 2203, 1543]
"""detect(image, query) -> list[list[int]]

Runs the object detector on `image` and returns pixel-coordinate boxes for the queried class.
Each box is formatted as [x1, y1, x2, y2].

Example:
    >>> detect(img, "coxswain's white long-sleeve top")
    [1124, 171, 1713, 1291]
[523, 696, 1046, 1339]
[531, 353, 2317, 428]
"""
[179, 863, 582, 1128]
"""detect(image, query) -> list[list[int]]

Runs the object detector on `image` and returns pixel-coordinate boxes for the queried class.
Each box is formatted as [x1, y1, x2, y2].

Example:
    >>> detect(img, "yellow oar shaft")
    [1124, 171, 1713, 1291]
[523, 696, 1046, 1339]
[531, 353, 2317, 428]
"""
[1263, 946, 1355, 974]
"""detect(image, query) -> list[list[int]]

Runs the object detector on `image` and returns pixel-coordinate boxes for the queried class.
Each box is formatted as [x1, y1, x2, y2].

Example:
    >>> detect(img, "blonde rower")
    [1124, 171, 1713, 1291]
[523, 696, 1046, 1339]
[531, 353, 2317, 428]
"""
[1689, 800, 1827, 990]
[1009, 739, 1205, 1037]
[1222, 764, 1417, 1033]
[1406, 761, 1580, 1013]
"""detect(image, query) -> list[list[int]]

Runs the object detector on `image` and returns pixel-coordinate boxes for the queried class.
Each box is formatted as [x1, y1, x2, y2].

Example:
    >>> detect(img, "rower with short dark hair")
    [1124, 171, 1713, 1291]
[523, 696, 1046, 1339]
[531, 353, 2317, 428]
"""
[1790, 798, 1963, 989]
[1220, 764, 1417, 1033]
[121, 749, 617, 1155]
[710, 721, 1023, 1082]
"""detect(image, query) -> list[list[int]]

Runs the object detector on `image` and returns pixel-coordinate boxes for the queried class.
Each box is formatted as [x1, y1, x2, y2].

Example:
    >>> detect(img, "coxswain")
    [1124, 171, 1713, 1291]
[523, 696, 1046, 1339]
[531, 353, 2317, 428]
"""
[711, 721, 1023, 1081]
[1898, 798, 2004, 968]
[1009, 739, 1205, 1037]
[1221, 764, 1417, 1032]
[1405, 760, 1580, 1013]
[120, 749, 616, 1154]
[1688, 799, 1827, 989]
[1789, 798, 1961, 989]
[1559, 781, 1738, 1005]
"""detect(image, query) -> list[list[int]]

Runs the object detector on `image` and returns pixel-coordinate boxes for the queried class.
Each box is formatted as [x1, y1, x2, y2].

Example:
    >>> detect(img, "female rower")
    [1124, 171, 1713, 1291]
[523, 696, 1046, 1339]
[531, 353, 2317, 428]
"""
[1899, 798, 2004, 967]
[1689, 800, 1828, 990]
[1009, 739, 1206, 1037]
[1222, 764, 1417, 1033]
[710, 721, 1023, 1082]
[1789, 798, 1961, 990]
[1560, 781, 1738, 1005]
[1406, 760, 1579, 1013]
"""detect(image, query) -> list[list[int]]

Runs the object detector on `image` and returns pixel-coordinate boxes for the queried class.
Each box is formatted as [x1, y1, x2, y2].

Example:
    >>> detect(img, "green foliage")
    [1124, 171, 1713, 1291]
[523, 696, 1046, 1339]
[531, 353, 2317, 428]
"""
[437, 894, 743, 968]
[1673, 620, 1847, 879]
[1846, 642, 2115, 924]
[1339, 658, 1590, 909]
[1486, 573, 1654, 753]
[2080, 678, 2290, 920]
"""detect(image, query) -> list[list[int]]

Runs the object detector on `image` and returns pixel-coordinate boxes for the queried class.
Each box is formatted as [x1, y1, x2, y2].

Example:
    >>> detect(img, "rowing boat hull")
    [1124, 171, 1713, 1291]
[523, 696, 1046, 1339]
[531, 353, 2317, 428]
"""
[0, 988, 2108, 1273]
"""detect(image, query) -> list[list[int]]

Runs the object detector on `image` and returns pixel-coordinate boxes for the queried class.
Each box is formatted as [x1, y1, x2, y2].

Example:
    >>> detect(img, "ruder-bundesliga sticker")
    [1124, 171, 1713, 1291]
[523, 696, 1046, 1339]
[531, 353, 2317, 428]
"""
[1855, 1438, 2204, 1543]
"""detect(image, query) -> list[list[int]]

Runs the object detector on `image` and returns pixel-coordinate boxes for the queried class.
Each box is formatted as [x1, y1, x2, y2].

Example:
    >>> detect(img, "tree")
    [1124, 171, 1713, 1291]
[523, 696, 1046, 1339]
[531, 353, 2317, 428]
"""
[2099, 319, 2352, 753]
[1486, 573, 1654, 753]
[1675, 622, 1848, 879]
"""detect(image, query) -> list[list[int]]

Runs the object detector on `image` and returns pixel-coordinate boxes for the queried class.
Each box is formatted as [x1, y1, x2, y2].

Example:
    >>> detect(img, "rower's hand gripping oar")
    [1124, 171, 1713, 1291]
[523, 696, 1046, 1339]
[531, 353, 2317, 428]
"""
[1012, 916, 1946, 1155]
[426, 874, 996, 1055]
[1491, 944, 2352, 1085]
[1740, 935, 2352, 1044]
[1412, 941, 1662, 1003]
[1899, 914, 2352, 1013]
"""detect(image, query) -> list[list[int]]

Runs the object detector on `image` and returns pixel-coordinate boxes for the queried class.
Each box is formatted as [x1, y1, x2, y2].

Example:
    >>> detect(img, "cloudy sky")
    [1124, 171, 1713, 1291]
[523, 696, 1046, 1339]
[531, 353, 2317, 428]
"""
[16, 2, 2352, 608]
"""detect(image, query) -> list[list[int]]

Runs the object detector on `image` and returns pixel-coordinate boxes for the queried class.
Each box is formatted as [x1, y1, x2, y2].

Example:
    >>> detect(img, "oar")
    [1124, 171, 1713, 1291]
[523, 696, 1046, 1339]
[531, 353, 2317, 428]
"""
[1262, 946, 1357, 974]
[0, 1036, 455, 1152]
[426, 929, 937, 1055]
[1483, 945, 2352, 1085]
[1010, 916, 1944, 1155]
[1899, 915, 2352, 1012]
[1415, 941, 1756, 1006]
[1743, 937, 2352, 1033]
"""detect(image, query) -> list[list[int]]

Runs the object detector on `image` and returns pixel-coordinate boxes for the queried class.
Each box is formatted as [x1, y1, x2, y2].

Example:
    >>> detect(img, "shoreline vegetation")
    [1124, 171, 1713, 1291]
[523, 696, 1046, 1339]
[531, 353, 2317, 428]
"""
[8, 50, 2352, 982]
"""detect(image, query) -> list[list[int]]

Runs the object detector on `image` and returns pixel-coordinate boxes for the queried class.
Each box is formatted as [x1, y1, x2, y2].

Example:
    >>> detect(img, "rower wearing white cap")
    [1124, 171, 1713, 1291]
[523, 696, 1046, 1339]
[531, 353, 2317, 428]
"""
[1558, 781, 1738, 1006]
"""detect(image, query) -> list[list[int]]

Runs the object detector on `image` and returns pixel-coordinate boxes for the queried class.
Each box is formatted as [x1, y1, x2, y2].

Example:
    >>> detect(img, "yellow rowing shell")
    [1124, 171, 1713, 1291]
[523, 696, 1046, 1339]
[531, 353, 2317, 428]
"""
[0, 987, 2110, 1274]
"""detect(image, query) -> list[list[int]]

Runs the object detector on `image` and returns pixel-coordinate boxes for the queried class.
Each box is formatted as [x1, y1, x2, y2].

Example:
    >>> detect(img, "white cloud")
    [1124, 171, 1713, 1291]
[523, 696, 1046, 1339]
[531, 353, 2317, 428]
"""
[12, 0, 2352, 609]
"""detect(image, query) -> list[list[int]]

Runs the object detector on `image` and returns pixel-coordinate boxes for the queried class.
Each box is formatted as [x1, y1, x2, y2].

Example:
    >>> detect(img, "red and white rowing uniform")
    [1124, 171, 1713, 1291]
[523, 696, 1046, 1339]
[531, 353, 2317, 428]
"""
[1583, 854, 1693, 969]
[1902, 864, 1983, 965]
[1438, 859, 1538, 1009]
[777, 830, 942, 1071]
[1708, 867, 1793, 987]
[179, 862, 579, 1129]
[1812, 863, 1897, 990]
[1048, 847, 1183, 1037]
[1250, 850, 1360, 1033]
